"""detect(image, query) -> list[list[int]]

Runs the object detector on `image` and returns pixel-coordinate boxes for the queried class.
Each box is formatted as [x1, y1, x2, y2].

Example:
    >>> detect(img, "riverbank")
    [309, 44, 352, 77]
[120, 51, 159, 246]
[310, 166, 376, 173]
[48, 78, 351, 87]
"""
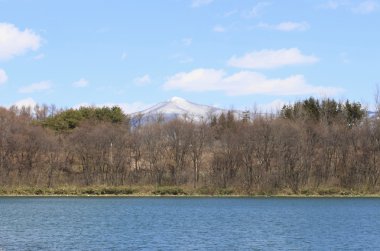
[1, 186, 380, 197]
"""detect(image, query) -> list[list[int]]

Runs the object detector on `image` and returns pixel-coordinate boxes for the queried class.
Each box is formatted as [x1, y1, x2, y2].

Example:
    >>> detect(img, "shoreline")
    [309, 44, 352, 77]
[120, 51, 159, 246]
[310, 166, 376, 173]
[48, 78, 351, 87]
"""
[1, 186, 380, 198]
[2, 195, 380, 198]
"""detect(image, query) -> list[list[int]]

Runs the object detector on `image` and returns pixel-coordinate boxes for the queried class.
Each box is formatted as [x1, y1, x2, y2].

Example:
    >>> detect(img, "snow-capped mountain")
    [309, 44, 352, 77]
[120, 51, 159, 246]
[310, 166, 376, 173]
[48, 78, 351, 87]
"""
[132, 97, 226, 122]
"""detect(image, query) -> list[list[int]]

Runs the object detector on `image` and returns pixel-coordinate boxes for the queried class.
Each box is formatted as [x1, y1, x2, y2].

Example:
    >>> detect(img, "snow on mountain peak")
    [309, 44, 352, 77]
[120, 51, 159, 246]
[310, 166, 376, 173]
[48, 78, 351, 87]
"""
[134, 97, 225, 121]
[169, 96, 187, 103]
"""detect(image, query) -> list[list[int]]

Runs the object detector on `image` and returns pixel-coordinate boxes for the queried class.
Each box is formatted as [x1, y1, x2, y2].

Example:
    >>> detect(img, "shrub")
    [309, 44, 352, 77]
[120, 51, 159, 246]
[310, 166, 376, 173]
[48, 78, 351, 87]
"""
[152, 187, 186, 195]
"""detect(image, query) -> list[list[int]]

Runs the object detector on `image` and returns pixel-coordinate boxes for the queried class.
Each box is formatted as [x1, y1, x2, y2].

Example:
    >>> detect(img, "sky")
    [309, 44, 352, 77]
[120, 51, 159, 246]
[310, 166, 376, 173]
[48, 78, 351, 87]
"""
[0, 0, 379, 113]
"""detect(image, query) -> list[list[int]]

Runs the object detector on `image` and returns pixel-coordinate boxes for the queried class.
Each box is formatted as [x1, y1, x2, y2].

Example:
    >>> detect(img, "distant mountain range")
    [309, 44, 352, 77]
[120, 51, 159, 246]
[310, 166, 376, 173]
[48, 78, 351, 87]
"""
[132, 97, 229, 122]
[131, 97, 377, 123]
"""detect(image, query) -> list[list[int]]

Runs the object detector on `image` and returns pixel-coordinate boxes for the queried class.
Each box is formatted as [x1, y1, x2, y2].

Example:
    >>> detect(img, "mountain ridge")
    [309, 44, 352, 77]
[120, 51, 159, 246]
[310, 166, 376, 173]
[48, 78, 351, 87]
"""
[132, 97, 228, 121]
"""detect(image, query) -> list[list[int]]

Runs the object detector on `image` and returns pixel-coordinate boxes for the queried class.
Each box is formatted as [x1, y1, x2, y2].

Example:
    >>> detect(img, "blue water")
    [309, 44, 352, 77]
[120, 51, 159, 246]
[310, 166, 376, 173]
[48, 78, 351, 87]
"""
[1, 197, 380, 250]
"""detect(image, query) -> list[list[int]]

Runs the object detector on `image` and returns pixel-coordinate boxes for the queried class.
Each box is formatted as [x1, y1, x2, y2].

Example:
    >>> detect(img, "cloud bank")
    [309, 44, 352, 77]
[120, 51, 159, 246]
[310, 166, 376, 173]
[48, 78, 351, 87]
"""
[163, 68, 342, 96]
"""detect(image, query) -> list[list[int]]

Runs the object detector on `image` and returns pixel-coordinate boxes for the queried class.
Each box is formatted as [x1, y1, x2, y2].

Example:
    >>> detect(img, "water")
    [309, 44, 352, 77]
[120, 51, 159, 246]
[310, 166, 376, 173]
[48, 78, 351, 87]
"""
[1, 197, 380, 250]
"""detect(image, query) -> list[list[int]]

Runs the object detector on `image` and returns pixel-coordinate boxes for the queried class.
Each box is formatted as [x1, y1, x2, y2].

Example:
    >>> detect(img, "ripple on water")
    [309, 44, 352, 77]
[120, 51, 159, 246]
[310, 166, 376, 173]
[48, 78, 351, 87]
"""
[1, 197, 380, 250]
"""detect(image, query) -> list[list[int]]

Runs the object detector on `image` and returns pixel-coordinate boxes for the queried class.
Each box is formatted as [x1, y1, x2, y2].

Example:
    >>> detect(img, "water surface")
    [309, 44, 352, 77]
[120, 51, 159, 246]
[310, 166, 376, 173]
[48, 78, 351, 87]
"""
[1, 197, 380, 250]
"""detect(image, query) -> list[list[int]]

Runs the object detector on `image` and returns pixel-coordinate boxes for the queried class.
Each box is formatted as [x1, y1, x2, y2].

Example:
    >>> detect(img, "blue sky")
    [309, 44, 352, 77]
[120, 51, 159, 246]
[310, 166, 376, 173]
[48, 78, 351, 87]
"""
[0, 0, 379, 112]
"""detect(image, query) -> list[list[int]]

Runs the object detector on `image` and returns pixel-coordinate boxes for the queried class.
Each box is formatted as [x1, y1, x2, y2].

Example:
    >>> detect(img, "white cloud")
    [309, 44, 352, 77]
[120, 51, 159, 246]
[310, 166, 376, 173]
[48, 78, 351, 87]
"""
[0, 69, 8, 85]
[165, 69, 225, 92]
[244, 2, 272, 18]
[182, 38, 192, 47]
[191, 0, 213, 8]
[19, 81, 52, 93]
[0, 23, 41, 61]
[13, 98, 37, 108]
[164, 68, 343, 96]
[74, 102, 152, 114]
[258, 21, 310, 32]
[213, 25, 226, 33]
[72, 78, 89, 88]
[352, 0, 378, 13]
[228, 48, 319, 69]
[134, 74, 151, 86]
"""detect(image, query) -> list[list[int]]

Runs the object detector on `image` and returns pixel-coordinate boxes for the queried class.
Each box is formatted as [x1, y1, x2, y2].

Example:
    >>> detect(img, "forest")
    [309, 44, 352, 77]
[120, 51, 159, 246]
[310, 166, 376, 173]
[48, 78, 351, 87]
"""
[0, 97, 379, 196]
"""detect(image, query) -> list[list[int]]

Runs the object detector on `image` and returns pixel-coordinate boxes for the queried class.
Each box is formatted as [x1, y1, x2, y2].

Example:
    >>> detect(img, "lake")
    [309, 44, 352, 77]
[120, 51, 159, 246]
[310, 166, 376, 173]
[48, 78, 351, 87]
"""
[1, 197, 380, 250]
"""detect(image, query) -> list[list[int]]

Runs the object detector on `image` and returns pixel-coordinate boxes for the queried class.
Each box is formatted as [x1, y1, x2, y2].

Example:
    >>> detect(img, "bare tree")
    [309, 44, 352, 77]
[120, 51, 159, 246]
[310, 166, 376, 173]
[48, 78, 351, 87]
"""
[189, 121, 209, 188]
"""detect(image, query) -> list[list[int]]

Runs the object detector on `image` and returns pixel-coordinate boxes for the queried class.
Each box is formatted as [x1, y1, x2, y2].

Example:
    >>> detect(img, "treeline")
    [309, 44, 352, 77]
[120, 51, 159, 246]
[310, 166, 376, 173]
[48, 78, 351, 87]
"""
[0, 98, 379, 194]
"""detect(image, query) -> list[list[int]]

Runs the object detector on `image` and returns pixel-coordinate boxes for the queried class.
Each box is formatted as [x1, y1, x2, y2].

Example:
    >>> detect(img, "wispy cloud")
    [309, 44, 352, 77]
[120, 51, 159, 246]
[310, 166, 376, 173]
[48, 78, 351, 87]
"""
[352, 0, 379, 13]
[191, 0, 213, 8]
[72, 78, 89, 88]
[319, 0, 350, 9]
[258, 21, 310, 32]
[319, 0, 378, 14]
[213, 25, 226, 33]
[180, 57, 194, 64]
[0, 23, 42, 61]
[134, 74, 151, 86]
[163, 68, 343, 96]
[340, 52, 351, 64]
[0, 69, 8, 85]
[171, 53, 194, 64]
[19, 81, 52, 93]
[181, 38, 192, 47]
[121, 51, 128, 61]
[224, 9, 238, 17]
[228, 48, 319, 69]
[33, 53, 45, 60]
[243, 2, 272, 18]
